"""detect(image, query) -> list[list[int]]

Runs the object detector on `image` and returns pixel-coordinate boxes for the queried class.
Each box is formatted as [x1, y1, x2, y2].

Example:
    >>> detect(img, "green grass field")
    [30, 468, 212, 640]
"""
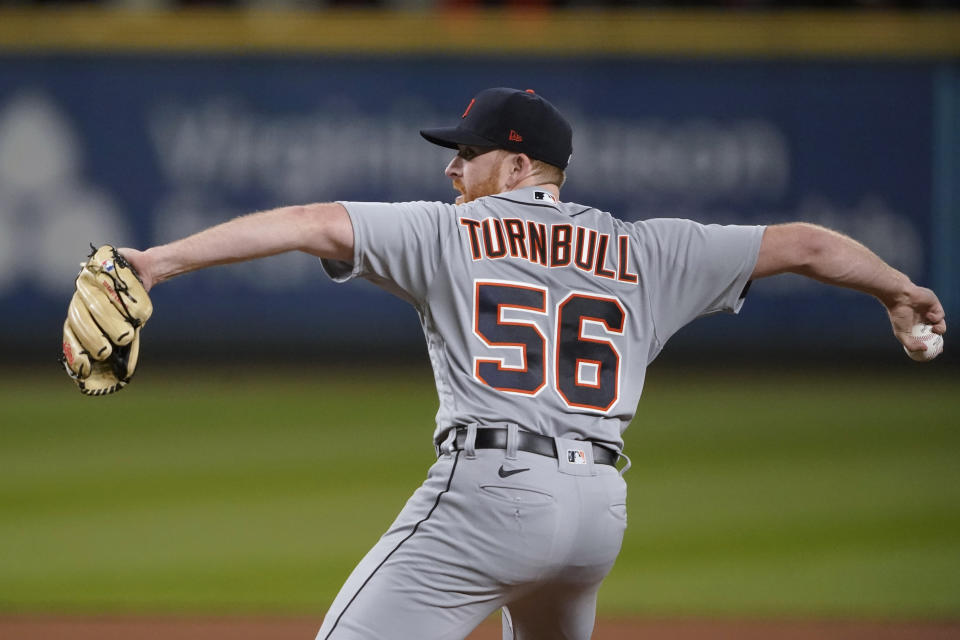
[1, 363, 958, 619]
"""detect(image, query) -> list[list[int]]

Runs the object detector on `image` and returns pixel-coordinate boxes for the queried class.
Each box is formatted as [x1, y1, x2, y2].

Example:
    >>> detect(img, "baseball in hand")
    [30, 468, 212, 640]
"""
[904, 323, 944, 362]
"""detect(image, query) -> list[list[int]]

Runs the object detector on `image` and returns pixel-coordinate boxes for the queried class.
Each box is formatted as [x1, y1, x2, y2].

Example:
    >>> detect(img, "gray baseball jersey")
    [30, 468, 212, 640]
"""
[323, 186, 763, 451]
[317, 185, 764, 640]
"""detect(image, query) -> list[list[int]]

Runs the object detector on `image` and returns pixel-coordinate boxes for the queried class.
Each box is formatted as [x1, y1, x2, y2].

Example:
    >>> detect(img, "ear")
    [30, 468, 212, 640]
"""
[505, 153, 534, 188]
[514, 153, 532, 173]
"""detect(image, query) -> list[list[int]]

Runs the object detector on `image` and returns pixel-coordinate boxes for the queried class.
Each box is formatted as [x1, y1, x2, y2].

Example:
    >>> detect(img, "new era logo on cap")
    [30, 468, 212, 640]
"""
[420, 87, 573, 170]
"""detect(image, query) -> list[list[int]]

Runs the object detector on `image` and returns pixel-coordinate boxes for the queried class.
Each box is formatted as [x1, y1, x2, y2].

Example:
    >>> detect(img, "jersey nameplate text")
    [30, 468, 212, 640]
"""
[458, 217, 639, 285]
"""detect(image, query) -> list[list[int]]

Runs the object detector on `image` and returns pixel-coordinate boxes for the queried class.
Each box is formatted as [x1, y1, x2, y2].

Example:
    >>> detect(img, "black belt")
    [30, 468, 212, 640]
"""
[447, 427, 618, 467]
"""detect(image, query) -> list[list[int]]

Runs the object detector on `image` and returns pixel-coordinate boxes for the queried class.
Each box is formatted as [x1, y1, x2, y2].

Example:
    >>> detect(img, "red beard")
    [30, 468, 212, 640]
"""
[452, 156, 506, 204]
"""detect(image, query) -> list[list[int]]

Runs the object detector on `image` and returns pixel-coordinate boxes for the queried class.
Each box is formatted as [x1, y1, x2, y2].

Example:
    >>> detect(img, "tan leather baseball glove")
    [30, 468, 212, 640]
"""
[61, 245, 153, 396]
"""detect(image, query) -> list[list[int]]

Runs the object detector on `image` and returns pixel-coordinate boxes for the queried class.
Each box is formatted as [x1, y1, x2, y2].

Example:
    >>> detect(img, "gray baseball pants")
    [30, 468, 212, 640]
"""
[315, 427, 628, 640]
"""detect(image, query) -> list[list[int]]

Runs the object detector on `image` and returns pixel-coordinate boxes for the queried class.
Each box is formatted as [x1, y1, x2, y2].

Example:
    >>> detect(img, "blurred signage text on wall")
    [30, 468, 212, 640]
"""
[0, 57, 948, 354]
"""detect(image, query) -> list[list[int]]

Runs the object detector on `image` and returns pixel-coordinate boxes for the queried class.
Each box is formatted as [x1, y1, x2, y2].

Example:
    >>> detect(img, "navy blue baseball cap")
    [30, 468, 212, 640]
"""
[420, 88, 573, 169]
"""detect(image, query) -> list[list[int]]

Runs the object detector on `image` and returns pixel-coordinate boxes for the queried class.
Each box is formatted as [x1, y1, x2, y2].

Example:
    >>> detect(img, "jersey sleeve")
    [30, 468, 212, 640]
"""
[633, 218, 765, 348]
[321, 200, 455, 306]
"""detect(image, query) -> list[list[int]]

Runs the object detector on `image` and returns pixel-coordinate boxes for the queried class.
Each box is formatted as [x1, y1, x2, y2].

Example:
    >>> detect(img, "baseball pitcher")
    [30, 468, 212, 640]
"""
[62, 88, 946, 639]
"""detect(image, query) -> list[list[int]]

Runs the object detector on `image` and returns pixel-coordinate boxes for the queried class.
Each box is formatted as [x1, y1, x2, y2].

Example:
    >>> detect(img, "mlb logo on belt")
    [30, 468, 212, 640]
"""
[567, 449, 586, 464]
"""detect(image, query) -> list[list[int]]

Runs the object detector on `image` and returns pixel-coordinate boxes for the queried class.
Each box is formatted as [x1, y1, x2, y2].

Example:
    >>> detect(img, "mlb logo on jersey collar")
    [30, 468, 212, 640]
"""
[533, 190, 556, 204]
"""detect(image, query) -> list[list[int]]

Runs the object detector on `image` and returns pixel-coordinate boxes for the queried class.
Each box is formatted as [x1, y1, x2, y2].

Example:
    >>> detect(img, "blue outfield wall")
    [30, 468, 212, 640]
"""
[0, 55, 954, 359]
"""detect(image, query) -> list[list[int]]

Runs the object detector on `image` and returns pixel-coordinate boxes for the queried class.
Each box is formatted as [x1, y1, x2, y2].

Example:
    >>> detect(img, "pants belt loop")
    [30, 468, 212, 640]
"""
[617, 451, 632, 476]
[437, 428, 457, 457]
[464, 423, 478, 459]
[505, 424, 519, 460]
[501, 605, 515, 639]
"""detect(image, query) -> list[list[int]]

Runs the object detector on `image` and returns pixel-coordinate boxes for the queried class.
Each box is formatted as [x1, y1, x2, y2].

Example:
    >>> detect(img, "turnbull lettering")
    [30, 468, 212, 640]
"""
[459, 217, 638, 285]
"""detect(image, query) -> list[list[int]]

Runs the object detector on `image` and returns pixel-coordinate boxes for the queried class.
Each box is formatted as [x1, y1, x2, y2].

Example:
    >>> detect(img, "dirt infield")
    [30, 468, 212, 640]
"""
[2, 616, 960, 639]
